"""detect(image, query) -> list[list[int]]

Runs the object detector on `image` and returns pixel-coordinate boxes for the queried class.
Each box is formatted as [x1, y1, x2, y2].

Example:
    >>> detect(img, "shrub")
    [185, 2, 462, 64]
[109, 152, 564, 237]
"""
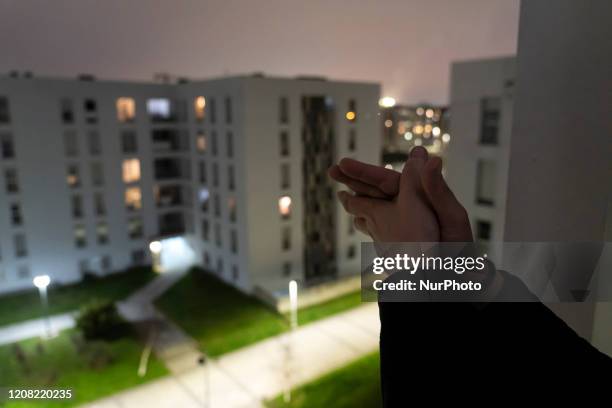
[76, 299, 128, 341]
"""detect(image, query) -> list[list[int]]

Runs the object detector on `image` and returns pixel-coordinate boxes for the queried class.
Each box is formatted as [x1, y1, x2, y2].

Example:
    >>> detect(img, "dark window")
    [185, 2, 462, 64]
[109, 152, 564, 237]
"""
[121, 130, 138, 153]
[72, 195, 83, 218]
[227, 131, 234, 158]
[14, 234, 27, 257]
[281, 163, 290, 189]
[347, 244, 356, 259]
[279, 97, 289, 124]
[1, 132, 15, 159]
[230, 229, 238, 253]
[10, 203, 22, 226]
[5, 168, 18, 193]
[280, 131, 289, 156]
[480, 97, 501, 145]
[128, 217, 143, 239]
[94, 193, 106, 216]
[60, 98, 74, 124]
[348, 129, 356, 151]
[232, 265, 239, 281]
[476, 220, 492, 241]
[202, 219, 210, 241]
[210, 98, 216, 124]
[0, 97, 10, 123]
[282, 262, 291, 277]
[225, 97, 232, 124]
[211, 131, 218, 156]
[228, 166, 235, 190]
[282, 227, 291, 250]
[88, 131, 101, 155]
[475, 160, 496, 206]
[131, 249, 146, 265]
[84, 98, 97, 113]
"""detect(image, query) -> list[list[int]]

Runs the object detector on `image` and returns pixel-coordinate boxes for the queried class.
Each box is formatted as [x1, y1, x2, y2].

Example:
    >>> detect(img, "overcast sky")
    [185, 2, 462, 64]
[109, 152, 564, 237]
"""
[0, 0, 519, 104]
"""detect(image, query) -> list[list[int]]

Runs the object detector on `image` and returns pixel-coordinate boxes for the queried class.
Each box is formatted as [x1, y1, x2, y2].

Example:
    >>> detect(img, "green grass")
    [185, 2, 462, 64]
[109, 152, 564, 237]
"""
[0, 329, 167, 407]
[266, 352, 381, 408]
[156, 269, 365, 357]
[0, 267, 156, 327]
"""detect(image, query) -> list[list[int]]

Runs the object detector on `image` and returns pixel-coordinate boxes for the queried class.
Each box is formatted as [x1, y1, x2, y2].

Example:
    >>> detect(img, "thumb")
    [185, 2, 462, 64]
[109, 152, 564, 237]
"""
[399, 146, 428, 200]
[421, 157, 473, 242]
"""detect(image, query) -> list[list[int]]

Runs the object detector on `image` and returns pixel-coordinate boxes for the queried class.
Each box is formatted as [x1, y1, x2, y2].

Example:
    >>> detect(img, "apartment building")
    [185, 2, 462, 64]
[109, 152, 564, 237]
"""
[0, 74, 380, 295]
[445, 57, 516, 250]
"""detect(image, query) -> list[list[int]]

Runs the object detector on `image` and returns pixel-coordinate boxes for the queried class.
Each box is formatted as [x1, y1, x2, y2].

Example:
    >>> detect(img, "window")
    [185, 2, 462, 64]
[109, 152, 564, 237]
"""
[5, 168, 18, 193]
[280, 131, 289, 156]
[209, 98, 216, 124]
[1, 132, 15, 159]
[63, 130, 78, 157]
[213, 194, 220, 217]
[346, 99, 357, 122]
[195, 96, 206, 121]
[125, 187, 142, 211]
[212, 163, 219, 187]
[211, 131, 218, 156]
[225, 97, 232, 124]
[202, 219, 210, 241]
[348, 129, 356, 151]
[347, 244, 356, 259]
[147, 98, 170, 120]
[228, 166, 235, 190]
[214, 223, 222, 247]
[227, 132, 234, 158]
[203, 251, 211, 268]
[74, 224, 87, 247]
[230, 229, 238, 253]
[0, 96, 10, 123]
[216, 257, 224, 276]
[66, 165, 80, 188]
[116, 97, 136, 122]
[282, 262, 292, 277]
[196, 132, 207, 153]
[228, 197, 236, 222]
[476, 220, 492, 241]
[128, 217, 143, 239]
[10, 203, 22, 226]
[122, 158, 141, 183]
[279, 97, 289, 124]
[91, 162, 104, 186]
[88, 131, 101, 155]
[282, 226, 291, 250]
[14, 234, 27, 257]
[60, 98, 74, 124]
[278, 195, 292, 219]
[94, 192, 106, 216]
[84, 98, 97, 123]
[475, 160, 496, 206]
[198, 161, 207, 184]
[348, 215, 355, 235]
[480, 97, 501, 145]
[281, 163, 290, 189]
[121, 130, 138, 153]
[71, 195, 83, 218]
[232, 265, 239, 281]
[97, 222, 109, 244]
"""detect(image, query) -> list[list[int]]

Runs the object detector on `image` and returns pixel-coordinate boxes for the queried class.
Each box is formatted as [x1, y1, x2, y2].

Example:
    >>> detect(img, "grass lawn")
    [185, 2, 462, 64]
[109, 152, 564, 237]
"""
[0, 329, 167, 407]
[156, 268, 365, 357]
[266, 352, 381, 408]
[0, 266, 156, 327]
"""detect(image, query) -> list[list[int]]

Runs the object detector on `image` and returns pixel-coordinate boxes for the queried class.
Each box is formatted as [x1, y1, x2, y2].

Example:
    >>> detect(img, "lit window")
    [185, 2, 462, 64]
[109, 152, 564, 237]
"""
[97, 222, 109, 244]
[278, 196, 292, 218]
[228, 197, 236, 222]
[384, 119, 393, 128]
[196, 132, 207, 152]
[199, 187, 210, 212]
[432, 126, 441, 137]
[413, 124, 424, 134]
[345, 111, 356, 121]
[67, 165, 80, 188]
[442, 133, 451, 143]
[347, 99, 357, 122]
[416, 107, 424, 116]
[122, 158, 141, 183]
[195, 96, 206, 121]
[116, 97, 136, 122]
[147, 98, 170, 120]
[74, 224, 87, 248]
[425, 108, 434, 118]
[125, 186, 142, 210]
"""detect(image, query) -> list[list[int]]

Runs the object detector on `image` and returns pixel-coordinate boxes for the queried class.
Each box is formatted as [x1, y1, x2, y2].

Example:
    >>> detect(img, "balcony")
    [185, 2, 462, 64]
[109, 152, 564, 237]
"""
[154, 157, 191, 181]
[155, 185, 192, 208]
[147, 98, 187, 123]
[152, 129, 189, 153]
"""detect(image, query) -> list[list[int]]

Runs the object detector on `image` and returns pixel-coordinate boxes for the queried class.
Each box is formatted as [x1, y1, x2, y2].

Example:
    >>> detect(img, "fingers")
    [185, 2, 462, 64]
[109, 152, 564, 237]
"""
[337, 158, 400, 196]
[398, 146, 429, 200]
[328, 165, 390, 199]
[421, 156, 473, 242]
[336, 191, 385, 218]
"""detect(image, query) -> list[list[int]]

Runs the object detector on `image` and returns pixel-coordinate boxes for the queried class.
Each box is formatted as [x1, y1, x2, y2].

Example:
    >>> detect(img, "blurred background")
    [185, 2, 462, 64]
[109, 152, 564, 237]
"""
[0, 1, 610, 407]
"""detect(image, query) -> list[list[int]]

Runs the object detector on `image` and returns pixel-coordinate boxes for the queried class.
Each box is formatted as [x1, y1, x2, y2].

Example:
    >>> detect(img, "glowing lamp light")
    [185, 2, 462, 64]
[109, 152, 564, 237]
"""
[379, 96, 396, 108]
[414, 138, 423, 146]
[432, 126, 441, 137]
[404, 132, 413, 141]
[149, 241, 162, 254]
[278, 196, 292, 217]
[425, 108, 434, 118]
[384, 119, 393, 128]
[442, 133, 451, 143]
[33, 275, 51, 289]
[345, 111, 356, 121]
[416, 107, 425, 116]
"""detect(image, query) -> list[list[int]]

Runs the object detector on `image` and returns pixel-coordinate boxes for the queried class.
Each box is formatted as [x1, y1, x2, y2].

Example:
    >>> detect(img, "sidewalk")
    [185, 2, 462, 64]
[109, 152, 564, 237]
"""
[0, 312, 75, 346]
[82, 303, 380, 408]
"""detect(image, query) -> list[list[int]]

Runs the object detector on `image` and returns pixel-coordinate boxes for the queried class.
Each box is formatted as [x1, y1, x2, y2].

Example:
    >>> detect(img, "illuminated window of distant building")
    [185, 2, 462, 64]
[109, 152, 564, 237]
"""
[279, 97, 289, 124]
[63, 130, 78, 157]
[67, 165, 80, 188]
[5, 168, 19, 193]
[475, 160, 496, 206]
[280, 131, 289, 156]
[91, 162, 104, 186]
[121, 130, 138, 153]
[228, 197, 236, 222]
[0, 96, 10, 124]
[282, 226, 291, 250]
[281, 163, 290, 189]
[128, 217, 143, 239]
[480, 97, 501, 145]
[194, 96, 206, 121]
[199, 187, 210, 212]
[116, 97, 136, 123]
[74, 224, 87, 248]
[71, 195, 83, 218]
[1, 132, 15, 159]
[125, 186, 142, 211]
[278, 195, 292, 219]
[97, 222, 109, 244]
[346, 99, 357, 122]
[122, 158, 141, 183]
[147, 98, 170, 121]
[196, 132, 207, 153]
[60, 98, 74, 124]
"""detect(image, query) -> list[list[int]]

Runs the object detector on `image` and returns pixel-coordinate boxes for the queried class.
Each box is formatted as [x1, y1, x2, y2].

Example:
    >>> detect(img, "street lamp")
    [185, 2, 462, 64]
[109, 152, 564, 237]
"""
[149, 240, 163, 273]
[32, 274, 53, 339]
[284, 280, 299, 403]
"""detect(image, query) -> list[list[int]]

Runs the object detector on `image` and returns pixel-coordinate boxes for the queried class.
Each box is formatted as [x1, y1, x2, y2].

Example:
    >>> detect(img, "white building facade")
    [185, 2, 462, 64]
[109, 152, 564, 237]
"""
[445, 57, 516, 250]
[0, 74, 380, 295]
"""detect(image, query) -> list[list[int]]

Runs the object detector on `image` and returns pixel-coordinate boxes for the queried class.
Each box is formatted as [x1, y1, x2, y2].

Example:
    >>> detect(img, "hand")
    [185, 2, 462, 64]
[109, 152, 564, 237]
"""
[329, 147, 473, 242]
[333, 147, 440, 242]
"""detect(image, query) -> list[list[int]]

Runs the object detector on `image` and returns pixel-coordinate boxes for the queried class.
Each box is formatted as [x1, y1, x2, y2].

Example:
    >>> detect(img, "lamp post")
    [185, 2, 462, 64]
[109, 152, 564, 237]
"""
[284, 280, 299, 403]
[149, 240, 162, 273]
[32, 274, 52, 339]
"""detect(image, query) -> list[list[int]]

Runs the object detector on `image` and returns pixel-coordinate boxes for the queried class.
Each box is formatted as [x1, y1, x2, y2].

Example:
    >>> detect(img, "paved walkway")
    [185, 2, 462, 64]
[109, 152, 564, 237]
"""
[0, 312, 75, 346]
[82, 303, 380, 408]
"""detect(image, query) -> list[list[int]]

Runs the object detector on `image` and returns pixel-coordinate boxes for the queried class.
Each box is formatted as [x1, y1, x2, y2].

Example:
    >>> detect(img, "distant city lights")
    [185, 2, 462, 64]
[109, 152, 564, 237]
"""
[404, 132, 413, 141]
[432, 126, 441, 136]
[345, 111, 356, 121]
[384, 119, 393, 128]
[379, 96, 396, 108]
[425, 108, 434, 118]
[442, 133, 451, 143]
[414, 138, 423, 146]
[416, 107, 425, 116]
